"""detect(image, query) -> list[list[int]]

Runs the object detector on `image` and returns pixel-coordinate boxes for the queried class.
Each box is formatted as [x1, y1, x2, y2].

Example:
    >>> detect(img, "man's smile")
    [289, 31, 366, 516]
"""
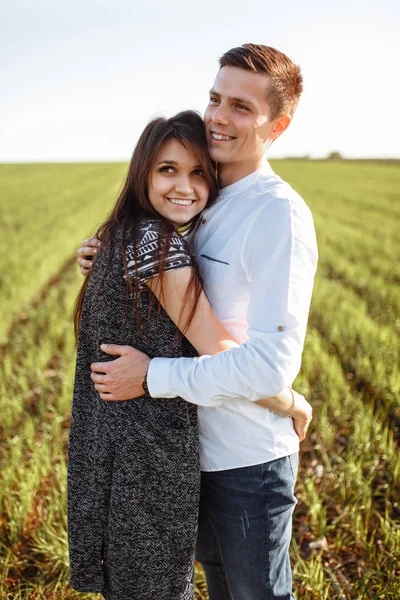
[210, 131, 236, 142]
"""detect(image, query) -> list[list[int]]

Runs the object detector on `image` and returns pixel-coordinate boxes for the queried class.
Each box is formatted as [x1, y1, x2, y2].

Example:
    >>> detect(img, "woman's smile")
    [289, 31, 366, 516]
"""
[166, 197, 196, 206]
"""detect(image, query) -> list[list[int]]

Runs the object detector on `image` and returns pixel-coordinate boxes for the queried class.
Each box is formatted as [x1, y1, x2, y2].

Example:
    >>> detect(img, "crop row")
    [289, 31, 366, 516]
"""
[293, 326, 400, 598]
[0, 163, 126, 342]
[275, 160, 400, 220]
[318, 258, 400, 330]
[309, 275, 399, 416]
[315, 215, 399, 281]
[0, 261, 80, 439]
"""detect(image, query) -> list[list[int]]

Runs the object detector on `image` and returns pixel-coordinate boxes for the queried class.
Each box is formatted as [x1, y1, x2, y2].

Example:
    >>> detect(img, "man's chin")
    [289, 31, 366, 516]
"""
[208, 146, 230, 163]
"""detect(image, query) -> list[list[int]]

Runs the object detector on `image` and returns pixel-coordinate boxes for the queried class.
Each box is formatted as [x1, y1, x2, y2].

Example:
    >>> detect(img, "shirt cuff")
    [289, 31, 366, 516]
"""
[147, 357, 177, 399]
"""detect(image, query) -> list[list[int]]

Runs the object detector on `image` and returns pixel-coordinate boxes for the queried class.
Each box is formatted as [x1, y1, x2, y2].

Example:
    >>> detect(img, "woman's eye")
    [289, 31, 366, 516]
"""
[193, 169, 205, 177]
[160, 166, 174, 173]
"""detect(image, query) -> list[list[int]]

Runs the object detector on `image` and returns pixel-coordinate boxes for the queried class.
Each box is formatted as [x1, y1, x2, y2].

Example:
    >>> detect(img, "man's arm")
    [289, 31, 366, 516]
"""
[147, 197, 318, 406]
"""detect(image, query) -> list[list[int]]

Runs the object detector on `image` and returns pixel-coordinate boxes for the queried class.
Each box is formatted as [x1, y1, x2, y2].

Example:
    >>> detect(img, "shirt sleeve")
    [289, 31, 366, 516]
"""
[125, 220, 192, 284]
[147, 197, 318, 406]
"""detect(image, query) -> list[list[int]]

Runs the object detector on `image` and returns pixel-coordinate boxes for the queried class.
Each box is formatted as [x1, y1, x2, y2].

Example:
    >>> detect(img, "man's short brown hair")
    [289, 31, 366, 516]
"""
[219, 43, 303, 119]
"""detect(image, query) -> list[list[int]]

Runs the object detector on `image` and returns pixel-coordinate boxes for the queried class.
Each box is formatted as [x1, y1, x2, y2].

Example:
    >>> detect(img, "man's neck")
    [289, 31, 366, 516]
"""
[218, 157, 265, 189]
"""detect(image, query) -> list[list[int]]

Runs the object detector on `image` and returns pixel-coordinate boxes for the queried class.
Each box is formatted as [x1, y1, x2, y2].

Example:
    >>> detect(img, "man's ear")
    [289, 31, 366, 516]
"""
[268, 114, 291, 141]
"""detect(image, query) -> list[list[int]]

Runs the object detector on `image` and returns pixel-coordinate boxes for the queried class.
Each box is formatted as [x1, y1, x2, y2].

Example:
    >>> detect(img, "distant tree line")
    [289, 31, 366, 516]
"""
[275, 152, 399, 164]
[327, 151, 343, 160]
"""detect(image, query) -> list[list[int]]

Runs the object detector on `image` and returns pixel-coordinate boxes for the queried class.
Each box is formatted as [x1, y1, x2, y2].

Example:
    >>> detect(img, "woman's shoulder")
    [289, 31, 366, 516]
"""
[126, 217, 183, 251]
[124, 217, 191, 283]
[136, 216, 164, 242]
[123, 217, 158, 253]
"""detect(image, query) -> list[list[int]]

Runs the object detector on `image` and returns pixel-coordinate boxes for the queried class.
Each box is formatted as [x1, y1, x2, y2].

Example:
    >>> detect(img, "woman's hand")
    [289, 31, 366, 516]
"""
[77, 237, 101, 275]
[256, 387, 313, 441]
[290, 390, 313, 441]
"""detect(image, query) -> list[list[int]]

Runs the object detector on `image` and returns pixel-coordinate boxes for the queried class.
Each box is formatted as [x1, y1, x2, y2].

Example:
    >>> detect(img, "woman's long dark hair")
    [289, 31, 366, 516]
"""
[74, 111, 219, 341]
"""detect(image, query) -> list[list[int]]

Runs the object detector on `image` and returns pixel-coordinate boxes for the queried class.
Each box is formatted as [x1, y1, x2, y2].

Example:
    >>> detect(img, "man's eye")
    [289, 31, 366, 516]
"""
[209, 97, 219, 104]
[236, 104, 248, 111]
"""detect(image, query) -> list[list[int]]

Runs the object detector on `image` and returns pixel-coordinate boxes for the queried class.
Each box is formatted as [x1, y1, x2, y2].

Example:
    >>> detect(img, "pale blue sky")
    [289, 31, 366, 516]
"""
[1, 0, 399, 161]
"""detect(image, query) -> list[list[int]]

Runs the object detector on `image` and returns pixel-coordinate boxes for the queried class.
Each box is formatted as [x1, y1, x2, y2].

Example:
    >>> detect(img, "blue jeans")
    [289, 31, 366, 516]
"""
[195, 454, 299, 600]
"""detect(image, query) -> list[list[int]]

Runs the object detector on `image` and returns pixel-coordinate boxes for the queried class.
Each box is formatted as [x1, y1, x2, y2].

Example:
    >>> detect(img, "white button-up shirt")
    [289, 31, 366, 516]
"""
[148, 162, 318, 471]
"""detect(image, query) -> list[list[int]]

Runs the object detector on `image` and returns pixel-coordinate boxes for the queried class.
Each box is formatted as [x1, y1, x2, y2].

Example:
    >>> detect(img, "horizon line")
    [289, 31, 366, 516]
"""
[0, 156, 399, 165]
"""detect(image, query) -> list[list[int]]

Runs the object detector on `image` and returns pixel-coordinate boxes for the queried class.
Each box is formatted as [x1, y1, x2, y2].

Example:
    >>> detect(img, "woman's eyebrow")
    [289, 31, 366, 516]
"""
[157, 160, 203, 169]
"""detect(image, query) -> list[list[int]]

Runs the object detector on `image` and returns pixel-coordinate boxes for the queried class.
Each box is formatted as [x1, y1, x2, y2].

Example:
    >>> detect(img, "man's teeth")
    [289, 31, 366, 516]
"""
[211, 132, 233, 141]
[168, 198, 194, 206]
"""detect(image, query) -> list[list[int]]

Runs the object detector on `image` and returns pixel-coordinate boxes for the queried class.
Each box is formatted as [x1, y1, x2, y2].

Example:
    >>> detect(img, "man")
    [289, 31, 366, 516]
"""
[78, 44, 318, 599]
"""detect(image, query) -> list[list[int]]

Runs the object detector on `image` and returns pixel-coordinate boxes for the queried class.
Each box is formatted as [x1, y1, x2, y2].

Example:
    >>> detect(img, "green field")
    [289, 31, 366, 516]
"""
[0, 161, 399, 599]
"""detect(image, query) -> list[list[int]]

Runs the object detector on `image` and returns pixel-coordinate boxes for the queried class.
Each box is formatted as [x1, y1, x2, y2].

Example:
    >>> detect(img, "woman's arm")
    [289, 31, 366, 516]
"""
[146, 266, 312, 439]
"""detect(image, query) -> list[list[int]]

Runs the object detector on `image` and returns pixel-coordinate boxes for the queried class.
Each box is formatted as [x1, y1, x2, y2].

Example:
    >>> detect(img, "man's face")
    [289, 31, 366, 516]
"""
[204, 66, 276, 167]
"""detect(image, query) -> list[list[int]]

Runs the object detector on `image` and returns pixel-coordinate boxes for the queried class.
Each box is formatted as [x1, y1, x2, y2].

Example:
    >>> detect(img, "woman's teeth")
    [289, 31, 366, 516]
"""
[168, 198, 194, 206]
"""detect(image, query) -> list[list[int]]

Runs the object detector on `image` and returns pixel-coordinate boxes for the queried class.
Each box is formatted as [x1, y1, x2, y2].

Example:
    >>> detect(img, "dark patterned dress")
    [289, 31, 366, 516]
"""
[68, 219, 200, 600]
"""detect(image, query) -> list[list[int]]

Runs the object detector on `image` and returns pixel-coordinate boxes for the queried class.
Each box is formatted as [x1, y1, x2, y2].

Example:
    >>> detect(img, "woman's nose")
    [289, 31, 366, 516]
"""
[175, 176, 194, 195]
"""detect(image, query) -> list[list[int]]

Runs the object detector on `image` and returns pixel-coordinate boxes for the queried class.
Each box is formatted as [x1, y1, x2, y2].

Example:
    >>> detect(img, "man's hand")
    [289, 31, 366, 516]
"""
[291, 391, 313, 442]
[91, 344, 151, 400]
[77, 237, 101, 275]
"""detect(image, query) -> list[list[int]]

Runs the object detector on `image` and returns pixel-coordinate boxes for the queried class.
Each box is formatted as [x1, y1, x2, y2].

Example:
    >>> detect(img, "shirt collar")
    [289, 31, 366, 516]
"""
[217, 161, 274, 202]
[177, 216, 198, 238]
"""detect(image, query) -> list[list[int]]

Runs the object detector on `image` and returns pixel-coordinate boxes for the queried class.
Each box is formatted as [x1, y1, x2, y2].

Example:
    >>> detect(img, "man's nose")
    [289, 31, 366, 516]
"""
[212, 103, 230, 126]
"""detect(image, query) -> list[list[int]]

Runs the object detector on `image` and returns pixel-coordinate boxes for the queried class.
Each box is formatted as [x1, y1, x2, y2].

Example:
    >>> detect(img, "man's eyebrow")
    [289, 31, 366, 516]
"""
[209, 89, 257, 110]
[232, 96, 257, 110]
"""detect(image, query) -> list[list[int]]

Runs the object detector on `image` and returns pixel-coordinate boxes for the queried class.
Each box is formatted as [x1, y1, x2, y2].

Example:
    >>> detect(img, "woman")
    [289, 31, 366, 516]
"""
[69, 111, 302, 600]
[69, 111, 216, 600]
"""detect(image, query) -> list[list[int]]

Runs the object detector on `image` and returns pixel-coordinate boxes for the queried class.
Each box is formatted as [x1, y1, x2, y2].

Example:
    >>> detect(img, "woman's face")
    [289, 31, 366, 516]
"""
[148, 138, 210, 228]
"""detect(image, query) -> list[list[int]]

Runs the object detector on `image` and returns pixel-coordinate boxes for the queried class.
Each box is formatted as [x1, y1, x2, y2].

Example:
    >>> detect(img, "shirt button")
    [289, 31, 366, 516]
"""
[202, 218, 206, 224]
[277, 325, 284, 332]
